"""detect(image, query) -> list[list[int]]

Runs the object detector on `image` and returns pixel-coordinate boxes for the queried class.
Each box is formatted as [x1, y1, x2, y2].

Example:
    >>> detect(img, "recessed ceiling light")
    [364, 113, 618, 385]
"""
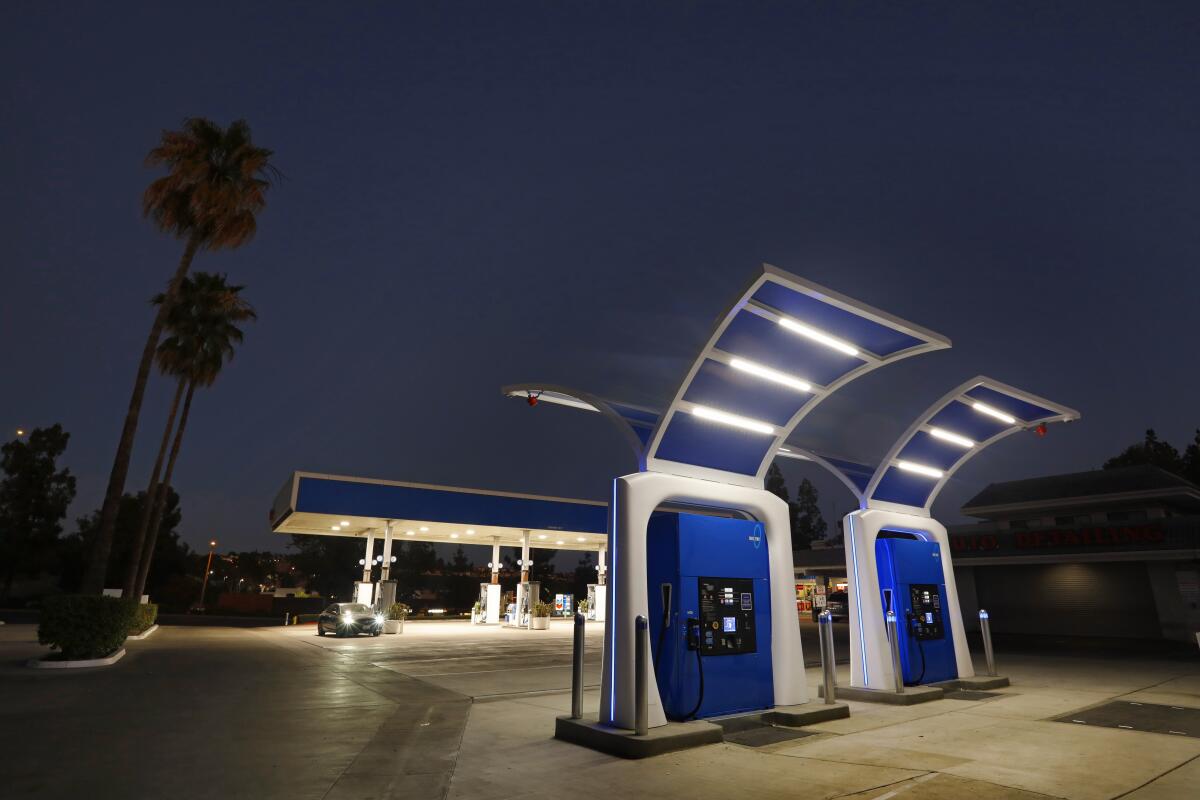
[419, 526, 429, 532]
[691, 405, 774, 435]
[405, 531, 414, 536]
[576, 537, 586, 542]
[450, 533, 459, 538]
[556, 540, 565, 545]
[537, 534, 547, 540]
[339, 520, 350, 527]
[465, 529, 475, 535]
[330, 526, 340, 531]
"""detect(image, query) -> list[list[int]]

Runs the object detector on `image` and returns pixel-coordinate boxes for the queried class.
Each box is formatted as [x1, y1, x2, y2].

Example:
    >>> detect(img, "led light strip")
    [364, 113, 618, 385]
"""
[894, 459, 944, 479]
[777, 316, 860, 357]
[729, 357, 813, 392]
[928, 427, 975, 449]
[690, 405, 775, 435]
[971, 401, 1016, 425]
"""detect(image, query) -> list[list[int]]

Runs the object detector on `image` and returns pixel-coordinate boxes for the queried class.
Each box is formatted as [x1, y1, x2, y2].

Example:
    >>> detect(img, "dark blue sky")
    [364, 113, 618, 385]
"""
[3, 3, 1198, 557]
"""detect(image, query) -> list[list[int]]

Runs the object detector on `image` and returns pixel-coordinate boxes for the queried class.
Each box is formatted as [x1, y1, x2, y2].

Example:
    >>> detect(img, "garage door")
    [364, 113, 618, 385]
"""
[975, 561, 1160, 638]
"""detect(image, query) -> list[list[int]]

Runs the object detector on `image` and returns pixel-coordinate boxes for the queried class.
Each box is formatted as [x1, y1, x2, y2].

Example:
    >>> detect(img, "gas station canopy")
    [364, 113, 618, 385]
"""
[507, 265, 951, 489]
[270, 472, 608, 551]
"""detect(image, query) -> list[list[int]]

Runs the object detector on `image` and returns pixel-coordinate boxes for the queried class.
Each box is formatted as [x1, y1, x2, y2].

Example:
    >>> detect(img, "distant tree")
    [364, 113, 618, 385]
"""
[1104, 429, 1187, 476]
[765, 463, 790, 505]
[62, 488, 189, 602]
[1183, 430, 1200, 485]
[572, 552, 596, 599]
[131, 273, 256, 598]
[288, 535, 362, 599]
[85, 118, 278, 594]
[792, 478, 827, 550]
[0, 426, 77, 600]
[449, 546, 472, 572]
[393, 540, 440, 604]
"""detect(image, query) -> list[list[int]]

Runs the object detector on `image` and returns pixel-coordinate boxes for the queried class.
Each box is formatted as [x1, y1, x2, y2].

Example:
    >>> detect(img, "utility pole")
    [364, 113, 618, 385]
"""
[197, 539, 217, 609]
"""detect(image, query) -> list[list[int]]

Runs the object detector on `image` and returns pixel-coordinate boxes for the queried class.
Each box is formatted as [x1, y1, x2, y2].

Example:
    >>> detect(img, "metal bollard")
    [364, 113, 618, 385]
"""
[571, 611, 585, 719]
[979, 609, 996, 677]
[634, 615, 649, 735]
[284, 612, 290, 626]
[823, 612, 838, 688]
[818, 610, 836, 704]
[886, 610, 904, 693]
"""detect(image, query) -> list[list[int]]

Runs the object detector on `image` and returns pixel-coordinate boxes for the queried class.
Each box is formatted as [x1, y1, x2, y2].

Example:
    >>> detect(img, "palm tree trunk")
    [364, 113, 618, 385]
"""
[121, 377, 186, 598]
[134, 379, 196, 599]
[82, 234, 201, 594]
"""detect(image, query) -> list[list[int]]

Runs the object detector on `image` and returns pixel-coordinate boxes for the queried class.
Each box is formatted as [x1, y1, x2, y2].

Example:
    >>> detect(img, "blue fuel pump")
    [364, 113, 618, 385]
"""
[874, 536, 957, 685]
[646, 512, 773, 719]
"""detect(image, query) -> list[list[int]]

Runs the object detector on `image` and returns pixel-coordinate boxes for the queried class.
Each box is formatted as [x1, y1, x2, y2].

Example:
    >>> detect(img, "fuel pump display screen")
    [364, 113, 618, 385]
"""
[698, 577, 757, 655]
[908, 583, 945, 640]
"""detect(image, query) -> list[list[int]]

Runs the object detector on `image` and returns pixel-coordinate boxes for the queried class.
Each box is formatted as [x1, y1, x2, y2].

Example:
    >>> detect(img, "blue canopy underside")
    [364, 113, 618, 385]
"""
[871, 468, 938, 508]
[295, 477, 608, 533]
[682, 358, 814, 427]
[655, 412, 770, 476]
[751, 282, 924, 356]
[964, 385, 1056, 423]
[715, 312, 861, 387]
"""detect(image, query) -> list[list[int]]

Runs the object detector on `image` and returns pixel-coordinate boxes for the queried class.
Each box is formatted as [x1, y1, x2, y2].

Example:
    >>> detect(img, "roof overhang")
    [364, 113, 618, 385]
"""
[271, 472, 609, 552]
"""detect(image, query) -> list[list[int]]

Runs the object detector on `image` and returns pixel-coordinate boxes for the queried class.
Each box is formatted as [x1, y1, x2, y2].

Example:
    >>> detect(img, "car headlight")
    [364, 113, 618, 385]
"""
[342, 613, 353, 624]
[374, 615, 384, 625]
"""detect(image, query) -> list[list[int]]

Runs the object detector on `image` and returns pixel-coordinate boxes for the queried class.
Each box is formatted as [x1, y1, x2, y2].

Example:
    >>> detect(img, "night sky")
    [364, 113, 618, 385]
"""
[3, 3, 1199, 559]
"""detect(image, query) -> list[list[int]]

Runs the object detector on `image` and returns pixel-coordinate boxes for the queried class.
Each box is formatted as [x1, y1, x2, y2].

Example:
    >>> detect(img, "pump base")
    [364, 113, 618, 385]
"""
[932, 675, 1010, 691]
[819, 684, 945, 705]
[760, 702, 850, 726]
[822, 675, 1010, 705]
[554, 714, 722, 759]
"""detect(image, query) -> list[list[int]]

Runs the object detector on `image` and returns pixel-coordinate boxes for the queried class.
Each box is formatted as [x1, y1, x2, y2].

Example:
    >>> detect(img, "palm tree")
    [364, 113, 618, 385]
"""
[130, 273, 256, 599]
[83, 119, 277, 594]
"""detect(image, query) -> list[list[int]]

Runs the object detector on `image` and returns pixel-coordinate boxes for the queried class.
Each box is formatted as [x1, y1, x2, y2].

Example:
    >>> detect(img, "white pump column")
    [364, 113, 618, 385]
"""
[481, 537, 501, 624]
[380, 522, 394, 580]
[514, 530, 532, 629]
[361, 532, 375, 582]
[590, 545, 607, 622]
[490, 538, 501, 584]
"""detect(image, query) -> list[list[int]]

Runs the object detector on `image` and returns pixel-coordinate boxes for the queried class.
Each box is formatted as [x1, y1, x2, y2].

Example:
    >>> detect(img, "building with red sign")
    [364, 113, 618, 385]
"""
[947, 465, 1199, 642]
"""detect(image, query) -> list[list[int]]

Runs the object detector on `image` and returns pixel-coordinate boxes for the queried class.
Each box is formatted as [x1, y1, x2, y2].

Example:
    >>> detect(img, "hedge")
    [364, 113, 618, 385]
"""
[38, 595, 136, 661]
[129, 602, 158, 635]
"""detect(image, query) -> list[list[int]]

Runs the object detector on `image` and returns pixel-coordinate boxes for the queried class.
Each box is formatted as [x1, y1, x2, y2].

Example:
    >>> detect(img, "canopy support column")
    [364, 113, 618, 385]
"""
[597, 545, 607, 586]
[380, 522, 394, 580]
[361, 532, 375, 582]
[520, 530, 531, 582]
[490, 538, 501, 584]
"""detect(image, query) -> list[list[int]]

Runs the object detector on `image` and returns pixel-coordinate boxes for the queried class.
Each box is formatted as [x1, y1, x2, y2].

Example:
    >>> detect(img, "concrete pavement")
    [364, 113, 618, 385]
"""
[2, 620, 1198, 799]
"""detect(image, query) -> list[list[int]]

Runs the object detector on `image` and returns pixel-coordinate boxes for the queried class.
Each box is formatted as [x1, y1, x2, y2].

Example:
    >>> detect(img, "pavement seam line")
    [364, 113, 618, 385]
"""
[1109, 750, 1200, 799]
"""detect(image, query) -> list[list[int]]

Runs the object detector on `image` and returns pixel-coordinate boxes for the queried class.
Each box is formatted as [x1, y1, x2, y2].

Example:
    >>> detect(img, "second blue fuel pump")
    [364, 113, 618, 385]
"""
[874, 535, 957, 685]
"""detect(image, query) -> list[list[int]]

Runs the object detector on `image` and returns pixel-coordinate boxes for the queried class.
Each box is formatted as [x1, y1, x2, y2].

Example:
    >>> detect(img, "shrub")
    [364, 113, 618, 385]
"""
[129, 602, 158, 635]
[38, 595, 136, 661]
[386, 602, 410, 621]
[577, 599, 588, 614]
[532, 601, 553, 618]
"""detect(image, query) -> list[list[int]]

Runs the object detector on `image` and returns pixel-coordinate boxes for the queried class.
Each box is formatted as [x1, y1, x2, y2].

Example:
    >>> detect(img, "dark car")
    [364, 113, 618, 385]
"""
[317, 603, 383, 637]
[812, 591, 849, 622]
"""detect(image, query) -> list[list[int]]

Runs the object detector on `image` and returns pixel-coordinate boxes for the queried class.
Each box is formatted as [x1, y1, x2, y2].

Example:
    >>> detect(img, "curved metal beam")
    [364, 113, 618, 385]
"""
[501, 383, 652, 469]
[864, 375, 1081, 514]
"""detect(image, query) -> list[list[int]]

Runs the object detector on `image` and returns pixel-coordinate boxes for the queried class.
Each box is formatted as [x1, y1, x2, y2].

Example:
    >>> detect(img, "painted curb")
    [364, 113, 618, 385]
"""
[126, 624, 159, 641]
[27, 648, 127, 669]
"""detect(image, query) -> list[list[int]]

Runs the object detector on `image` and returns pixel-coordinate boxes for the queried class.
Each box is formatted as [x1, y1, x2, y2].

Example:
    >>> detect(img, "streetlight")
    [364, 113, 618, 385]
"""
[197, 539, 217, 609]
